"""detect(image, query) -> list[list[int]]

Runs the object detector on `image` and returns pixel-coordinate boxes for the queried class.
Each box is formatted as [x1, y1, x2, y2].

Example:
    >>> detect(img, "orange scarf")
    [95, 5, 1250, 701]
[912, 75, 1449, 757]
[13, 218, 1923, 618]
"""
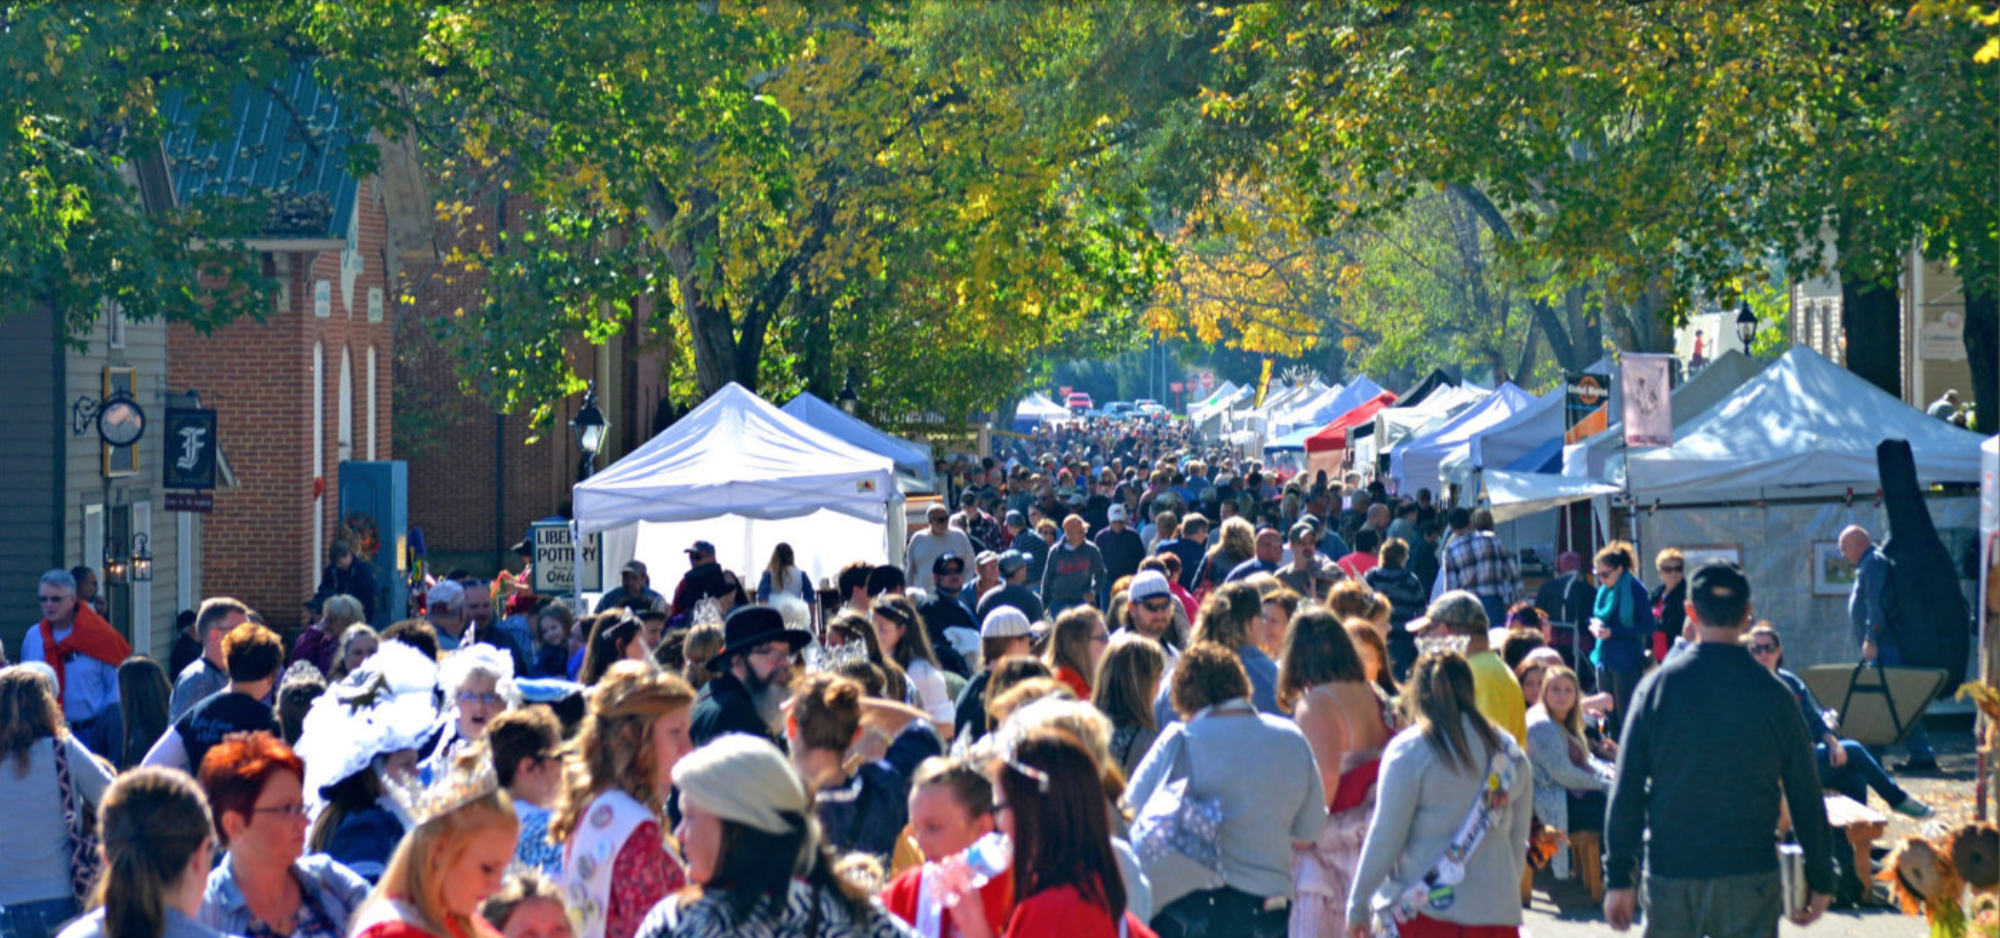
[38, 604, 132, 698]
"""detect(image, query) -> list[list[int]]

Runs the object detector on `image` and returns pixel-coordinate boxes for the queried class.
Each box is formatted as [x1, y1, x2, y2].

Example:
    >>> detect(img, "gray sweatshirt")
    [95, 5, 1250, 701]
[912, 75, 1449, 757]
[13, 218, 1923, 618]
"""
[1347, 717, 1533, 929]
[1040, 539, 1107, 610]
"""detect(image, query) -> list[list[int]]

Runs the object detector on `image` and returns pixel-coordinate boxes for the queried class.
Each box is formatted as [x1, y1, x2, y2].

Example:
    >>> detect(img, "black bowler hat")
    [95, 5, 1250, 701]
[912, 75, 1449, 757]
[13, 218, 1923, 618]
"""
[708, 604, 814, 673]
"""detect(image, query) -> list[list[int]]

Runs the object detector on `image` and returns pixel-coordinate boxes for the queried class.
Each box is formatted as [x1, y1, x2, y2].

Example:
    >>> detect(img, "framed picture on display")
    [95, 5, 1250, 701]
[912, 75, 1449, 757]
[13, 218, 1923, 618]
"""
[1813, 541, 1858, 596]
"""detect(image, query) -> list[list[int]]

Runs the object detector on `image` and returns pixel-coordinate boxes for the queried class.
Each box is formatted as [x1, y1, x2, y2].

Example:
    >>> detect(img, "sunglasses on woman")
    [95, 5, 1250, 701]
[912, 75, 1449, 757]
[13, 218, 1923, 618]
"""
[1750, 643, 1779, 654]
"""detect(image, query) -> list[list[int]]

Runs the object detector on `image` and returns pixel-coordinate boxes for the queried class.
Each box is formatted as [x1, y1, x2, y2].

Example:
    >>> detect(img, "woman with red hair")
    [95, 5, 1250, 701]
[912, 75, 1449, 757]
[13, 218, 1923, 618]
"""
[198, 731, 370, 938]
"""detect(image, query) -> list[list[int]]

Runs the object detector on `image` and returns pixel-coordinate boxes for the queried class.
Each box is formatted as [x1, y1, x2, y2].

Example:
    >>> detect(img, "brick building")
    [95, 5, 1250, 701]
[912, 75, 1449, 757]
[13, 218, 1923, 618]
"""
[162, 69, 432, 628]
[398, 197, 673, 580]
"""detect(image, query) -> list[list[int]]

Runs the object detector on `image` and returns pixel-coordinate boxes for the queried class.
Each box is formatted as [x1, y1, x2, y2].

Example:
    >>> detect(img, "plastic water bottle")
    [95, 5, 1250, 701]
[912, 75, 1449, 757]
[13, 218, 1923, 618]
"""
[963, 832, 1012, 887]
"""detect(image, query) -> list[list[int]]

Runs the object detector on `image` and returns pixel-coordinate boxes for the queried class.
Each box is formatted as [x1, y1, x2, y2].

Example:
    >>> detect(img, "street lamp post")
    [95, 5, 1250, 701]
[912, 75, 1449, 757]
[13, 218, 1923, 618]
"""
[1735, 300, 1759, 350]
[571, 382, 606, 482]
[837, 370, 860, 416]
[129, 533, 153, 583]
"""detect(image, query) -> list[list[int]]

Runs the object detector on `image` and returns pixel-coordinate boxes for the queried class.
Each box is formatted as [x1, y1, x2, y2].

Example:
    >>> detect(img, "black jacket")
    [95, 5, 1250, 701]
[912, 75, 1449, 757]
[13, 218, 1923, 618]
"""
[690, 672, 776, 748]
[313, 560, 379, 622]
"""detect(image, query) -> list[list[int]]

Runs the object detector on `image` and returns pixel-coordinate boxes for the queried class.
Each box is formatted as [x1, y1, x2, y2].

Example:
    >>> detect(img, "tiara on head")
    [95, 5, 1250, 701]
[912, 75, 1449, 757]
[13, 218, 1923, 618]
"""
[803, 636, 871, 674]
[387, 749, 501, 827]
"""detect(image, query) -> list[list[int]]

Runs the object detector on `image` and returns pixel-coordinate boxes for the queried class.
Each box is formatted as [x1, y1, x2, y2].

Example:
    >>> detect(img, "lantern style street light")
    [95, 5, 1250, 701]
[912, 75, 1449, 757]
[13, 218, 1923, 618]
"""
[571, 382, 606, 482]
[130, 533, 153, 583]
[1735, 300, 1759, 348]
[837, 370, 860, 416]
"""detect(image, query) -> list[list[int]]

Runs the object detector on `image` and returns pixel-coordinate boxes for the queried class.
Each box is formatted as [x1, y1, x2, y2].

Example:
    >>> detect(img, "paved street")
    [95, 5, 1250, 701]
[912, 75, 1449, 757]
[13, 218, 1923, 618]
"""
[1523, 714, 1978, 938]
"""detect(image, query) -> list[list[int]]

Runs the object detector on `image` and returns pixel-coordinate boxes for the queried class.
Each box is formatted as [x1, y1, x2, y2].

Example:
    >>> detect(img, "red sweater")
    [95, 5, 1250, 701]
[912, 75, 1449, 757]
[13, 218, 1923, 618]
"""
[1004, 883, 1155, 938]
[881, 866, 1015, 938]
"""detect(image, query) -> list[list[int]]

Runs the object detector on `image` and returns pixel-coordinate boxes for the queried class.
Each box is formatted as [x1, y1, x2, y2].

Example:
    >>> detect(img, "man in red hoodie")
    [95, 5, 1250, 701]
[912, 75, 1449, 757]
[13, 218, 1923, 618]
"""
[21, 568, 130, 750]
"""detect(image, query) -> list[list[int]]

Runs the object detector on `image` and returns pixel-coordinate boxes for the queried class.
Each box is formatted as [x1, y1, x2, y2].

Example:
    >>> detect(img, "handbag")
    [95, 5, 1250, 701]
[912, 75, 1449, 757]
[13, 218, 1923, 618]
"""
[1129, 726, 1226, 909]
[53, 736, 103, 904]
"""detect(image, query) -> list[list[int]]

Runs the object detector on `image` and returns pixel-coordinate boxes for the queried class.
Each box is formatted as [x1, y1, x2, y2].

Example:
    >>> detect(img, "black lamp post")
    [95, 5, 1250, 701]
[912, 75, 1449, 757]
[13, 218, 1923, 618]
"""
[837, 369, 860, 416]
[571, 382, 606, 482]
[1735, 300, 1759, 348]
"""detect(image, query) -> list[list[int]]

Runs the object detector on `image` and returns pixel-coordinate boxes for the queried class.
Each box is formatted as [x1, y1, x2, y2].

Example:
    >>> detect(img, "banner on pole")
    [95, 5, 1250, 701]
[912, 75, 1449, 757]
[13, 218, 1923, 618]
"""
[1254, 359, 1274, 408]
[1621, 354, 1674, 448]
[1563, 372, 1612, 445]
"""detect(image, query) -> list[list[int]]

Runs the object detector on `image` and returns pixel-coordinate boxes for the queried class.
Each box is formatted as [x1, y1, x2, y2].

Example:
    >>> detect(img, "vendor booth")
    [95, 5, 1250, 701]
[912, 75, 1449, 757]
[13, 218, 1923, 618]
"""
[574, 383, 901, 604]
[782, 390, 935, 491]
[1012, 393, 1070, 431]
[1303, 390, 1399, 478]
[1389, 383, 1539, 497]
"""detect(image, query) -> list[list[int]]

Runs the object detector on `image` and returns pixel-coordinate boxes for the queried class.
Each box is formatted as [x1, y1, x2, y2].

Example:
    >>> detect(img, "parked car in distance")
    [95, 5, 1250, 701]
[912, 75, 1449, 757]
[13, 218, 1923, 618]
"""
[1067, 391, 1094, 413]
[1133, 400, 1167, 418]
[1103, 401, 1137, 419]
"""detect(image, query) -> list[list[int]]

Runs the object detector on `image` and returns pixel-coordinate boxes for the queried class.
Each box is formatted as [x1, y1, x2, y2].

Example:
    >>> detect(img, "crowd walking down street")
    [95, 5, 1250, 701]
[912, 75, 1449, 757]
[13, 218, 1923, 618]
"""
[2, 411, 1971, 938]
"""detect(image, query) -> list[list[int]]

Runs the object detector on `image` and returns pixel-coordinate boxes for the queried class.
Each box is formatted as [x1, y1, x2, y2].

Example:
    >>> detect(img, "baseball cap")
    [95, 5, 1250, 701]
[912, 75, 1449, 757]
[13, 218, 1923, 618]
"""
[425, 579, 465, 611]
[1108, 504, 1128, 523]
[684, 541, 716, 558]
[623, 559, 650, 576]
[1407, 590, 1487, 634]
[1004, 510, 1027, 529]
[996, 550, 1029, 576]
[974, 550, 1000, 567]
[932, 552, 966, 576]
[1128, 570, 1171, 603]
[980, 606, 1033, 639]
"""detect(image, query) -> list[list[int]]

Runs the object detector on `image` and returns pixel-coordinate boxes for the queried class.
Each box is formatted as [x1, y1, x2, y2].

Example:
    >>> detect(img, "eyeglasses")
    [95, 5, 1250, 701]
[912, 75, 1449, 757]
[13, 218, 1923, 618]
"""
[250, 802, 308, 818]
[748, 644, 793, 661]
[1660, 565, 1684, 573]
[456, 691, 504, 706]
[1138, 598, 1174, 612]
[37, 595, 69, 604]
[1750, 643, 1779, 654]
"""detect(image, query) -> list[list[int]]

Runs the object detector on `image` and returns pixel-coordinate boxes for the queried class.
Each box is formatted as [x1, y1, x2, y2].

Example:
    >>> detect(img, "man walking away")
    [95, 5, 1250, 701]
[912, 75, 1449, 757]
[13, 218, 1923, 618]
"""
[1603, 562, 1834, 935]
[1041, 515, 1107, 615]
[1842, 525, 1938, 771]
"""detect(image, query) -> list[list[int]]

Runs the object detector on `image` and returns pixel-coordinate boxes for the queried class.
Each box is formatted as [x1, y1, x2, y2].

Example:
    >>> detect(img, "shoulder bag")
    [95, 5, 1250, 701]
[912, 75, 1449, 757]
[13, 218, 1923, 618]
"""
[53, 735, 103, 904]
[1129, 714, 1230, 909]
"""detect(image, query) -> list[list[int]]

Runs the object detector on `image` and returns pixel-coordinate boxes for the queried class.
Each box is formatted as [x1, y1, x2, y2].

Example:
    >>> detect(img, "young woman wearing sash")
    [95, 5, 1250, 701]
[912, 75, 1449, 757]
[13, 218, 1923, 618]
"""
[550, 662, 696, 938]
[1346, 652, 1531, 938]
[347, 756, 519, 938]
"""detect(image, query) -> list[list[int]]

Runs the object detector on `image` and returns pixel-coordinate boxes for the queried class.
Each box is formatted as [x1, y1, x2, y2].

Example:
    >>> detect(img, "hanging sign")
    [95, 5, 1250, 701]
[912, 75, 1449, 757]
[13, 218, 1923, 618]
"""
[163, 408, 218, 490]
[1564, 372, 1612, 445]
[1621, 354, 1674, 448]
[529, 522, 600, 594]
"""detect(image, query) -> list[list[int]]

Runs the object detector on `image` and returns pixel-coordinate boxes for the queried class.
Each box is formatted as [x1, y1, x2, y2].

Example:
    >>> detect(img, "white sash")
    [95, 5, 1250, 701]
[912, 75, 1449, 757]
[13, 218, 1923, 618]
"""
[559, 789, 655, 938]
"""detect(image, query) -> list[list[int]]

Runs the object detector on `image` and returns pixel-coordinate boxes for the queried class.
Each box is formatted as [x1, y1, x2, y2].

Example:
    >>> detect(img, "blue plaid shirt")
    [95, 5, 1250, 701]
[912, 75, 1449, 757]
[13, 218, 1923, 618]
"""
[1439, 530, 1521, 603]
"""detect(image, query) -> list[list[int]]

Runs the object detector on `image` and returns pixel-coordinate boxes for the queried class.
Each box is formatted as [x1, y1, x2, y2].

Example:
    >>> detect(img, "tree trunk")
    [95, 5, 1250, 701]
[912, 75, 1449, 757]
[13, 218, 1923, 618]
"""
[1965, 288, 1998, 434]
[1841, 277, 1901, 397]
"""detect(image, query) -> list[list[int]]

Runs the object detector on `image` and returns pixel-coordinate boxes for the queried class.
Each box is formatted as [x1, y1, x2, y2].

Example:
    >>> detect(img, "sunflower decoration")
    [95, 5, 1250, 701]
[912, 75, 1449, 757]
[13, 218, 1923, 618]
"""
[1883, 835, 1968, 936]
[1952, 824, 2000, 895]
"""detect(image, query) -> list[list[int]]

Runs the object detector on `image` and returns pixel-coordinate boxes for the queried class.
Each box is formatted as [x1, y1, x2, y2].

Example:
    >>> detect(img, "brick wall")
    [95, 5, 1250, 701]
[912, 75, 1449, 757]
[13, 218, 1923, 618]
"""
[168, 178, 397, 629]
[396, 195, 634, 580]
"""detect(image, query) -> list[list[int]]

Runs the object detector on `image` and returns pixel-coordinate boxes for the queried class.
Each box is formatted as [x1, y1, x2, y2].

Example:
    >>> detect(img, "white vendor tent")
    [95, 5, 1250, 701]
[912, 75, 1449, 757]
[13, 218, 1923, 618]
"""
[1441, 387, 1564, 488]
[1390, 383, 1537, 495]
[1621, 345, 1987, 502]
[574, 383, 901, 596]
[1562, 350, 1765, 482]
[1188, 381, 1242, 415]
[1375, 384, 1492, 453]
[1288, 376, 1385, 435]
[782, 391, 935, 490]
[1272, 384, 1343, 437]
[1016, 393, 1071, 423]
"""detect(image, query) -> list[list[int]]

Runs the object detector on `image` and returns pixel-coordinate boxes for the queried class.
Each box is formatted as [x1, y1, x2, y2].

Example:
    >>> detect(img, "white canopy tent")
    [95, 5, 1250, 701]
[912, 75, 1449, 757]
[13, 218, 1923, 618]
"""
[1285, 377, 1385, 436]
[781, 391, 935, 491]
[1016, 393, 1071, 423]
[1187, 381, 1242, 416]
[1374, 385, 1493, 453]
[1441, 388, 1564, 488]
[1562, 350, 1765, 482]
[1619, 346, 1986, 502]
[574, 383, 901, 596]
[1389, 384, 1537, 495]
[1271, 384, 1343, 437]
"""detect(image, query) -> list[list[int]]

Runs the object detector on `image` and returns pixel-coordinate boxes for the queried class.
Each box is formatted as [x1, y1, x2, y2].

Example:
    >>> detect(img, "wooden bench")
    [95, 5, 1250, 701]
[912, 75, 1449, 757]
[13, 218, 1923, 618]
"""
[1778, 792, 1887, 901]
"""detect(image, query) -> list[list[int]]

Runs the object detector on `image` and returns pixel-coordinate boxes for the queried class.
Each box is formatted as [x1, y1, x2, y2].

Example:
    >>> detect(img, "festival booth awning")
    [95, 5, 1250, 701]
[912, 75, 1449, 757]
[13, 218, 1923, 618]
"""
[1561, 350, 1765, 482]
[1286, 377, 1384, 438]
[1620, 346, 1986, 501]
[1396, 369, 1460, 409]
[575, 383, 900, 597]
[1389, 383, 1538, 495]
[1266, 426, 1314, 452]
[1484, 471, 1621, 524]
[1188, 381, 1242, 416]
[1441, 387, 1565, 488]
[781, 391, 935, 490]
[1271, 384, 1343, 437]
[1303, 390, 1400, 476]
[1375, 384, 1493, 453]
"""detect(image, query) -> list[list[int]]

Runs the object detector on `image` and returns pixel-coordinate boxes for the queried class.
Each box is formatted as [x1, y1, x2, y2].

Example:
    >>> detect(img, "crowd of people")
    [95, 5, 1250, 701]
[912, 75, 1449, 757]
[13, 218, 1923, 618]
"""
[0, 417, 1943, 938]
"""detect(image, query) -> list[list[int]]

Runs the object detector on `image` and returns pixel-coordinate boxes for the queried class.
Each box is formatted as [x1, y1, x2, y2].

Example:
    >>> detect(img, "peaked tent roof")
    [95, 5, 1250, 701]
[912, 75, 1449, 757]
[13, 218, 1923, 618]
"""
[1289, 377, 1384, 433]
[1396, 369, 1460, 409]
[573, 383, 895, 535]
[1391, 383, 1538, 492]
[1564, 350, 1764, 481]
[1453, 387, 1565, 480]
[1016, 393, 1070, 419]
[1375, 385, 1492, 452]
[1305, 391, 1400, 453]
[1622, 345, 1987, 499]
[781, 391, 935, 487]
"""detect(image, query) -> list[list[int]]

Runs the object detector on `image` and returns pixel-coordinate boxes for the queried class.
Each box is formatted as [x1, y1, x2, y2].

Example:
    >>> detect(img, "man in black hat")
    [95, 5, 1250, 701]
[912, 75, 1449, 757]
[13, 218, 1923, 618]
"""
[690, 604, 813, 748]
[668, 542, 729, 616]
[974, 550, 1045, 623]
[598, 558, 667, 613]
[916, 552, 976, 677]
